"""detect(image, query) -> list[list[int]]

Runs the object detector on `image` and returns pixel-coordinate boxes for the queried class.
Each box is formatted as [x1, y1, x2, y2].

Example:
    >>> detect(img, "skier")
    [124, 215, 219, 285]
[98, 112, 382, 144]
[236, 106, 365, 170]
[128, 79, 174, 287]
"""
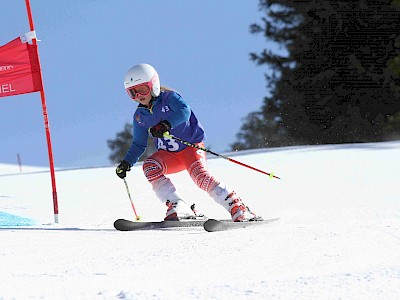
[116, 63, 259, 222]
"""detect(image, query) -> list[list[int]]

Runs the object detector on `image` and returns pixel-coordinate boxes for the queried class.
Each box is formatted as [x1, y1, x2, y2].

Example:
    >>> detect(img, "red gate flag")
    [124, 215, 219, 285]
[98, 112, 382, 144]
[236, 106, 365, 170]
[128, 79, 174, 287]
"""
[1, 0, 60, 223]
[0, 36, 43, 98]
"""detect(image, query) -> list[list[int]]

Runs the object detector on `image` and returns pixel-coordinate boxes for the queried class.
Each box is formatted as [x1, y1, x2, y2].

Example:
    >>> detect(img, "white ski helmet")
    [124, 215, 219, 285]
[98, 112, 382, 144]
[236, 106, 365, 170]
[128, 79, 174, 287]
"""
[124, 63, 160, 98]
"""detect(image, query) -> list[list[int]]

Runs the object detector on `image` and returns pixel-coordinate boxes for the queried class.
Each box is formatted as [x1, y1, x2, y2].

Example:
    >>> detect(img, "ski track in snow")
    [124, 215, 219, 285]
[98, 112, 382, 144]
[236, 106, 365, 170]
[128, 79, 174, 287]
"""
[1, 141, 400, 299]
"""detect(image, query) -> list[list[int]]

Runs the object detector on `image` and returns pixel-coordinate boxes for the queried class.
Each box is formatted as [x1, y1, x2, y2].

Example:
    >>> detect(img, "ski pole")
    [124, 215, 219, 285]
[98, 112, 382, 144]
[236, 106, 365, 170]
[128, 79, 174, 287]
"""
[123, 178, 141, 220]
[164, 133, 280, 180]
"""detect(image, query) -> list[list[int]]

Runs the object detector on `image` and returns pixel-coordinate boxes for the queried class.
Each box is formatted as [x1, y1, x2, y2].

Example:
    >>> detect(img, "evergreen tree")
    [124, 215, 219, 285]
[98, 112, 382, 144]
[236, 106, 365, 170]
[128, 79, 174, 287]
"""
[233, 0, 400, 150]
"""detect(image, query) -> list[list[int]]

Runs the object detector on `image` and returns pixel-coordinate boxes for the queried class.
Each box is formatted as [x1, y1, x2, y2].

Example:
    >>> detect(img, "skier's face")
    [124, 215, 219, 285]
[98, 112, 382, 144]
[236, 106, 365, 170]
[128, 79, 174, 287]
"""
[126, 83, 153, 107]
[134, 92, 152, 107]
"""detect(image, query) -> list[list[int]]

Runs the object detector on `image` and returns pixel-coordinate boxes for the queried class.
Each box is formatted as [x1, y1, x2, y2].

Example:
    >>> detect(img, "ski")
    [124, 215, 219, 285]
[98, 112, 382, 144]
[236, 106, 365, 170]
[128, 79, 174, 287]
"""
[113, 218, 206, 231]
[203, 218, 279, 232]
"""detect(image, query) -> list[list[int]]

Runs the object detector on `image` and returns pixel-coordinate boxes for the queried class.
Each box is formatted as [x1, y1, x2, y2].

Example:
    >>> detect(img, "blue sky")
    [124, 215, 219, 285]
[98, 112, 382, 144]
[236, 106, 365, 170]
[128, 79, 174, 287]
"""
[1, 0, 276, 168]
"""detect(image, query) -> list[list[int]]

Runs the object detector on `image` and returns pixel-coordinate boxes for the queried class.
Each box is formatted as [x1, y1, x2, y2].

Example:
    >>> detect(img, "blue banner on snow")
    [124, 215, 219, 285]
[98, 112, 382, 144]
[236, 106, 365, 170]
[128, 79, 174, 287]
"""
[0, 211, 36, 226]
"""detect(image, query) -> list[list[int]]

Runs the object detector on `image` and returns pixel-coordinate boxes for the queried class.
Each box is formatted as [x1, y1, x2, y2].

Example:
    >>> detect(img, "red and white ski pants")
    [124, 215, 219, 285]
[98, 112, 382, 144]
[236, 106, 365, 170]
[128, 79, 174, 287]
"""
[143, 142, 220, 198]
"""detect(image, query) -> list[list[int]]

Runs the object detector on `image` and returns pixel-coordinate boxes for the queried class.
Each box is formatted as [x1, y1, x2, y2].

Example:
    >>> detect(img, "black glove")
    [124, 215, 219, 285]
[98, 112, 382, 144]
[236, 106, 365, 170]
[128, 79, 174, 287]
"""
[116, 160, 131, 179]
[149, 120, 171, 138]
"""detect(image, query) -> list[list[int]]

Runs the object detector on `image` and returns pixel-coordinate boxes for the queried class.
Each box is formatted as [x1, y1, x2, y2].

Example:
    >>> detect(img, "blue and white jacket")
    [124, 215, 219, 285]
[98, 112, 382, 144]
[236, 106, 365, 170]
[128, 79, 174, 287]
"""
[124, 90, 205, 166]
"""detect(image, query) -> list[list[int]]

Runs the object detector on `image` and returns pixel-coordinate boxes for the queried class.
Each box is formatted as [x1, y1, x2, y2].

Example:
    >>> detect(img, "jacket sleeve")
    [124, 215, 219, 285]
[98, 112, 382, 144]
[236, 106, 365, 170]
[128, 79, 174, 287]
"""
[123, 118, 148, 166]
[165, 92, 191, 128]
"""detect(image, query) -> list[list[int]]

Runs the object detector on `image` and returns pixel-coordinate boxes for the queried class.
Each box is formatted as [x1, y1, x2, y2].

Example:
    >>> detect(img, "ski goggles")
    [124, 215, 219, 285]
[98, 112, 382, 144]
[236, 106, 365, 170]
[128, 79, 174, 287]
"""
[126, 82, 152, 99]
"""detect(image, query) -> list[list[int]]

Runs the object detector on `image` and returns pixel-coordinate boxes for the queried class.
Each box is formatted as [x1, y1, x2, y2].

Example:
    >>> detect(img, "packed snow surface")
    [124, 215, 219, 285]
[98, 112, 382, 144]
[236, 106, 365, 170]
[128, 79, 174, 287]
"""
[1, 141, 400, 299]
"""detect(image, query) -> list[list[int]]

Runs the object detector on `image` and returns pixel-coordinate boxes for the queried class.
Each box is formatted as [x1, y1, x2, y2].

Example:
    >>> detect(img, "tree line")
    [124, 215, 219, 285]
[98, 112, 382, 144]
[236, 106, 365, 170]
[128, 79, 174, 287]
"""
[232, 0, 400, 150]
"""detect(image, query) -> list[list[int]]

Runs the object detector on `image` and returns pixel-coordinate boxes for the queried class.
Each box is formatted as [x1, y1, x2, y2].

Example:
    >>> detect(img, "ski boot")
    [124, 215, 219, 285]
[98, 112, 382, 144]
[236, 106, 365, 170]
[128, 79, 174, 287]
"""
[164, 199, 196, 221]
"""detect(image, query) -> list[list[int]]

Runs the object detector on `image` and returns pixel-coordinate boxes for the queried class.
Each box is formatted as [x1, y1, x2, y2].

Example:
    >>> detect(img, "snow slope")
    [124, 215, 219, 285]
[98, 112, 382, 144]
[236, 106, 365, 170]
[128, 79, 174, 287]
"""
[1, 141, 400, 299]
